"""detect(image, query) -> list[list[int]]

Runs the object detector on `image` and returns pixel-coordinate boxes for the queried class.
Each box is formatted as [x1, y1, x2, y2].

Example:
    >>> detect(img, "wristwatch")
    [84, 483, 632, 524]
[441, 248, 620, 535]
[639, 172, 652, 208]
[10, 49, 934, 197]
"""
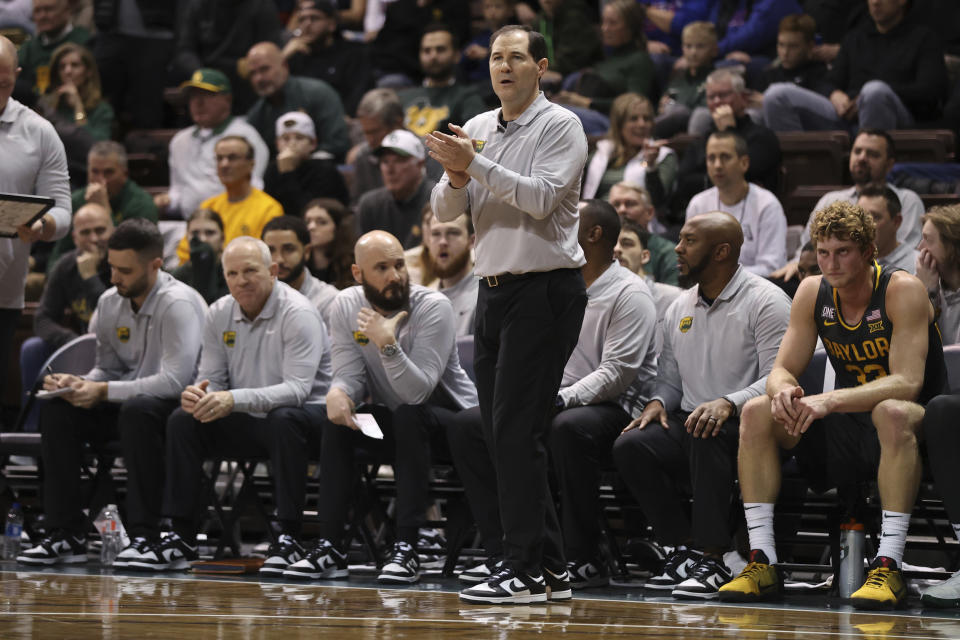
[380, 343, 400, 357]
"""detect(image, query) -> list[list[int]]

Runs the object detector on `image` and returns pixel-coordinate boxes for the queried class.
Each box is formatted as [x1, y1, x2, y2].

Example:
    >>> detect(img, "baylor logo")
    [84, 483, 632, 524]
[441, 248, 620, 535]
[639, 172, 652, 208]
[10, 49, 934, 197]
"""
[679, 316, 693, 333]
[353, 331, 369, 346]
[223, 331, 236, 347]
[116, 327, 130, 342]
[473, 139, 486, 153]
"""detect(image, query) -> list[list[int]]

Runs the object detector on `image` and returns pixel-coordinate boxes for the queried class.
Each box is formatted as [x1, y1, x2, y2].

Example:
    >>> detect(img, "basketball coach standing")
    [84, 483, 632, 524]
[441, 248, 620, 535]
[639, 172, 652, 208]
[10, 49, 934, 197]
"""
[427, 25, 588, 605]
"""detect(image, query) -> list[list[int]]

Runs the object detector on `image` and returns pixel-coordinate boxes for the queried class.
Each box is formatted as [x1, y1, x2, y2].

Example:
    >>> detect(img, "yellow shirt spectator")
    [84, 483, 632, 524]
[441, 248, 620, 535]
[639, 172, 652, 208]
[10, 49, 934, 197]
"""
[177, 188, 283, 264]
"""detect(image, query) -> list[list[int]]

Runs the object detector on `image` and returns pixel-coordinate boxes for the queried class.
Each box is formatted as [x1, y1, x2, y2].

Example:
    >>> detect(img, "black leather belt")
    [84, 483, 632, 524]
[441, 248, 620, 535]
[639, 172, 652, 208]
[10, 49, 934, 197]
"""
[481, 272, 535, 287]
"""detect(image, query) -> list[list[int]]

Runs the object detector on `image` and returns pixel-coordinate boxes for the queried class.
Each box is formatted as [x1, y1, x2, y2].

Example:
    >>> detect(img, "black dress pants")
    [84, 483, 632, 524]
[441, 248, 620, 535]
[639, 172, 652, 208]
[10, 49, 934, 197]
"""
[612, 410, 740, 550]
[41, 395, 178, 537]
[164, 404, 325, 541]
[473, 269, 587, 574]
[923, 394, 960, 524]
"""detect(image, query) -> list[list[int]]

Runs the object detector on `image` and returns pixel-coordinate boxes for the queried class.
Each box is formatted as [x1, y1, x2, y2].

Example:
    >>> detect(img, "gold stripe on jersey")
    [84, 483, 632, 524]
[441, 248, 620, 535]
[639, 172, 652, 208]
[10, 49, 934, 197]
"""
[831, 262, 883, 331]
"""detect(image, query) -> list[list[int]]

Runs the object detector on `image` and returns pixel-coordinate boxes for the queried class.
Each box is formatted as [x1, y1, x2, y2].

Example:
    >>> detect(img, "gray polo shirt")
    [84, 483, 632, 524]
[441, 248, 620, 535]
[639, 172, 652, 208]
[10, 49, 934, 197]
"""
[559, 262, 658, 419]
[86, 271, 207, 401]
[645, 275, 683, 355]
[879, 242, 918, 275]
[330, 285, 478, 411]
[198, 281, 329, 416]
[0, 98, 72, 309]
[298, 271, 339, 327]
[937, 283, 960, 346]
[431, 92, 587, 277]
[434, 273, 479, 337]
[655, 266, 791, 413]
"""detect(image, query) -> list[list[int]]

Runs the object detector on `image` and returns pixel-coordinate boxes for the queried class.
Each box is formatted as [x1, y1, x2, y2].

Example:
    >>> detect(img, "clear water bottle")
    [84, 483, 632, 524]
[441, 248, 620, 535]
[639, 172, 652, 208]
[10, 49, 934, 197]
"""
[99, 505, 122, 567]
[839, 518, 866, 598]
[2, 503, 23, 560]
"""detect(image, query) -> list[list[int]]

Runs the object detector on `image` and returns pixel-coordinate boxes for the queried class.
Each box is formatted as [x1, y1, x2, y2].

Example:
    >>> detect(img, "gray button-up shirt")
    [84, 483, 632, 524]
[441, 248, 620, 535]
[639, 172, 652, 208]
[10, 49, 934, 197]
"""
[0, 98, 72, 309]
[198, 281, 330, 416]
[431, 92, 587, 277]
[330, 285, 478, 411]
[86, 271, 207, 401]
[298, 270, 339, 327]
[654, 266, 792, 413]
[559, 262, 658, 419]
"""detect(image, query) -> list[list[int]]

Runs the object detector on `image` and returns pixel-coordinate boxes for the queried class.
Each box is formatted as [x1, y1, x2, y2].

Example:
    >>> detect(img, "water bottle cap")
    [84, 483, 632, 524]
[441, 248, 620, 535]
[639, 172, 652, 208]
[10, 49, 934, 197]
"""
[840, 520, 865, 531]
[11, 503, 19, 509]
[110, 520, 117, 531]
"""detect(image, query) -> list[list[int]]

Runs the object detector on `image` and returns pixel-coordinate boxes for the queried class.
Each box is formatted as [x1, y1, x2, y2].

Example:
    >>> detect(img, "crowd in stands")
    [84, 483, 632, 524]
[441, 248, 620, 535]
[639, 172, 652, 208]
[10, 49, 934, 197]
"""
[4, 0, 960, 611]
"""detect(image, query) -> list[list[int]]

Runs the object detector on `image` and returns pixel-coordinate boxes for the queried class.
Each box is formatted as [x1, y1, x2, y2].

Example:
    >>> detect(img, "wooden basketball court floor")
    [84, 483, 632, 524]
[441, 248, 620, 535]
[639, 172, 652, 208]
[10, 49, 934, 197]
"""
[2, 564, 960, 639]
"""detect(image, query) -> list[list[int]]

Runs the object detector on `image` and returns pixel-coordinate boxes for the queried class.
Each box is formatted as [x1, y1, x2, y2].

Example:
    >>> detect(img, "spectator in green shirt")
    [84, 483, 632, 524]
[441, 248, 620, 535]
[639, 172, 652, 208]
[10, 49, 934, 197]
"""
[14, 0, 91, 99]
[38, 43, 113, 142]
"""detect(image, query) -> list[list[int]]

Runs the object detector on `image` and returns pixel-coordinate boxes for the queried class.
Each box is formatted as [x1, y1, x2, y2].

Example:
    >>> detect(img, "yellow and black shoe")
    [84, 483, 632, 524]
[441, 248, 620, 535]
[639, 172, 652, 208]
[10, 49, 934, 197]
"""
[717, 550, 782, 602]
[850, 556, 907, 610]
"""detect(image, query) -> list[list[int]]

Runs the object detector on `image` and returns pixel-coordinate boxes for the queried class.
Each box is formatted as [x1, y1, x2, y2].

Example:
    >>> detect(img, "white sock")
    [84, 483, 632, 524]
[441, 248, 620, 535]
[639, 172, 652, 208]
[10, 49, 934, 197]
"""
[952, 522, 960, 543]
[876, 510, 910, 566]
[744, 502, 777, 564]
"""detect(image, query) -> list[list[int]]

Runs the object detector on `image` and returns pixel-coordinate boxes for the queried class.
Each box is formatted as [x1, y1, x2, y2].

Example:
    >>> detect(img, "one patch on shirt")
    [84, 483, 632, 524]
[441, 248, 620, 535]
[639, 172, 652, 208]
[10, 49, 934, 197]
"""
[223, 331, 236, 347]
[116, 327, 130, 342]
[353, 331, 370, 346]
[472, 139, 486, 153]
[866, 308, 882, 322]
[868, 320, 885, 334]
[679, 316, 693, 333]
[821, 305, 835, 320]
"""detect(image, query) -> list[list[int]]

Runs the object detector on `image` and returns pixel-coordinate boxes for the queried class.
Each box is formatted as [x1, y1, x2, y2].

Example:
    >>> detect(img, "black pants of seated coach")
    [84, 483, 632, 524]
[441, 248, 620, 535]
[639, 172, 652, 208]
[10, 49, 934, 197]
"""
[164, 405, 327, 542]
[314, 403, 461, 548]
[612, 410, 740, 550]
[41, 396, 179, 538]
[448, 403, 631, 565]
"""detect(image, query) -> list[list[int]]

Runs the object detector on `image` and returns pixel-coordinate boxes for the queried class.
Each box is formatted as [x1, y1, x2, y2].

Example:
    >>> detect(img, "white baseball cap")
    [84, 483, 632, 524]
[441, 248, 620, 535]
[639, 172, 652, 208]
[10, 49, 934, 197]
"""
[275, 111, 316, 140]
[375, 129, 425, 161]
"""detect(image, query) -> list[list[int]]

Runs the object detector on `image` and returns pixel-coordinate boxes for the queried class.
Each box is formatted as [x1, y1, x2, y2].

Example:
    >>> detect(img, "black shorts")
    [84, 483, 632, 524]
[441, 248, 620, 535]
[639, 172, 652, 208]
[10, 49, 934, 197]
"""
[790, 412, 880, 495]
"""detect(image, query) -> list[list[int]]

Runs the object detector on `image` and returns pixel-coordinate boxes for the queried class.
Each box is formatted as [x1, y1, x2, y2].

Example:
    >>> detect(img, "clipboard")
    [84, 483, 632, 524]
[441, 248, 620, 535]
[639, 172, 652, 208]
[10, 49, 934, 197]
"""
[0, 193, 55, 238]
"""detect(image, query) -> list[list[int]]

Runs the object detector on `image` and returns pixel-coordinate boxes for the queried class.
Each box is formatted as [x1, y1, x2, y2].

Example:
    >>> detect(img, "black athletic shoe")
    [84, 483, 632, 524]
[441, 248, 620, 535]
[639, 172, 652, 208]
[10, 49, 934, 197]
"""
[377, 541, 421, 584]
[17, 530, 87, 565]
[459, 557, 505, 584]
[460, 566, 547, 604]
[567, 558, 610, 589]
[127, 533, 198, 571]
[283, 538, 349, 580]
[645, 547, 701, 590]
[543, 566, 573, 601]
[113, 537, 153, 568]
[259, 534, 306, 576]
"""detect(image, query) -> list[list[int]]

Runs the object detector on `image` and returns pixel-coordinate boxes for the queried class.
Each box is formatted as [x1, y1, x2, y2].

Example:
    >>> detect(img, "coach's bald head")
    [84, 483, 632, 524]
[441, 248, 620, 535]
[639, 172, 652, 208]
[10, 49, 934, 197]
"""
[0, 36, 19, 112]
[676, 211, 743, 292]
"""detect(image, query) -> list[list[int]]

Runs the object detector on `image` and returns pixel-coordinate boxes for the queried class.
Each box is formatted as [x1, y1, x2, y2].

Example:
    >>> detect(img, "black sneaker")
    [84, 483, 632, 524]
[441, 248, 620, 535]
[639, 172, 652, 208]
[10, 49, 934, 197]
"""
[543, 566, 573, 601]
[283, 538, 349, 580]
[377, 541, 421, 584]
[113, 537, 153, 568]
[259, 534, 306, 576]
[127, 533, 198, 571]
[672, 555, 733, 600]
[567, 558, 610, 589]
[17, 530, 87, 565]
[459, 557, 504, 584]
[417, 527, 446, 569]
[460, 565, 548, 604]
[645, 547, 701, 590]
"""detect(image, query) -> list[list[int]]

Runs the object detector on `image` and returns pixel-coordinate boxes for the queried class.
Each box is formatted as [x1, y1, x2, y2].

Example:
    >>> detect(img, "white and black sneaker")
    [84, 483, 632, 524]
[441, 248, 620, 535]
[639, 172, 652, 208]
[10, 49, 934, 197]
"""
[377, 541, 421, 584]
[543, 566, 573, 601]
[17, 530, 87, 565]
[283, 539, 349, 580]
[460, 565, 548, 604]
[671, 555, 733, 599]
[568, 559, 610, 589]
[113, 537, 153, 568]
[645, 547, 702, 590]
[417, 527, 446, 569]
[459, 557, 505, 584]
[127, 533, 198, 571]
[259, 534, 306, 576]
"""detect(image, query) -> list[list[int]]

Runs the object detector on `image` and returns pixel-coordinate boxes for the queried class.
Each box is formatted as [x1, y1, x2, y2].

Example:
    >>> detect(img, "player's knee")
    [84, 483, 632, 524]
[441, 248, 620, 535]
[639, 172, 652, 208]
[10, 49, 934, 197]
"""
[872, 400, 917, 447]
[739, 396, 773, 446]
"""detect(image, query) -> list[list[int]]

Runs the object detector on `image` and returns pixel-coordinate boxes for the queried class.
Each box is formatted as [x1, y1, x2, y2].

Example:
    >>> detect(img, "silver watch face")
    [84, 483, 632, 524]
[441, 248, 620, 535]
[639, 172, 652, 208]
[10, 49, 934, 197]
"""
[381, 343, 399, 356]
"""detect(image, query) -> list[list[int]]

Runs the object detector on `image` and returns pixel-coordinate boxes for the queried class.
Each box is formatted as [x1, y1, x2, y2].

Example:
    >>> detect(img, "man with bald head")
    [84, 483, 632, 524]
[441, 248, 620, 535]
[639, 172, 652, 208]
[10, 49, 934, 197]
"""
[141, 236, 330, 574]
[244, 41, 350, 160]
[0, 34, 71, 419]
[35, 204, 113, 350]
[613, 211, 791, 600]
[15, 0, 91, 98]
[279, 230, 476, 584]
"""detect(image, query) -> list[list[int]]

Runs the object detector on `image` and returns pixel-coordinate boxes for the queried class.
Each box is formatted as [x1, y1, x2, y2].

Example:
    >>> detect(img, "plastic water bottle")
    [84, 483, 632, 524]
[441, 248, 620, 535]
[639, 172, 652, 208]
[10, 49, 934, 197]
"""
[839, 519, 866, 598]
[2, 503, 23, 560]
[99, 505, 122, 567]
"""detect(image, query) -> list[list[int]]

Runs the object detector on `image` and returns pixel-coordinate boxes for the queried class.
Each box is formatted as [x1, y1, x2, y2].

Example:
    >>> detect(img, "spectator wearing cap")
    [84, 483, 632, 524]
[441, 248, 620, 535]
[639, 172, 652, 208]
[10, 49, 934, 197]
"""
[282, 0, 372, 116]
[176, 135, 283, 263]
[172, 0, 281, 113]
[263, 111, 348, 217]
[355, 129, 435, 250]
[156, 68, 270, 220]
[245, 41, 351, 161]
